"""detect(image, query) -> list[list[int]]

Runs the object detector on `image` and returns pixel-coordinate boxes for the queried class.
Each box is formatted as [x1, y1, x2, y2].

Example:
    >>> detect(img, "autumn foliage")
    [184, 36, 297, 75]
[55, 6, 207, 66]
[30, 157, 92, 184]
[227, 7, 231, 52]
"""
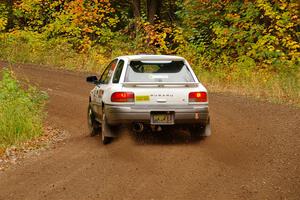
[10, 0, 118, 51]
[0, 0, 299, 104]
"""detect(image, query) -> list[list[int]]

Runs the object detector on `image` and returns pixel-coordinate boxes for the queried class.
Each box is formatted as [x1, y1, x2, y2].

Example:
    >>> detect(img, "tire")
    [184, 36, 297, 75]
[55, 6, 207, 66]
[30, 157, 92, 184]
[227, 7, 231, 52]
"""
[101, 113, 113, 145]
[87, 105, 100, 137]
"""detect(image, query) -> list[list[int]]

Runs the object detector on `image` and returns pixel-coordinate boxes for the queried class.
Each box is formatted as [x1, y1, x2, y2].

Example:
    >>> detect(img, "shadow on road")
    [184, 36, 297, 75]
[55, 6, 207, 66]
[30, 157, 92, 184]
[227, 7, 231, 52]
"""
[128, 128, 207, 145]
[85, 125, 208, 146]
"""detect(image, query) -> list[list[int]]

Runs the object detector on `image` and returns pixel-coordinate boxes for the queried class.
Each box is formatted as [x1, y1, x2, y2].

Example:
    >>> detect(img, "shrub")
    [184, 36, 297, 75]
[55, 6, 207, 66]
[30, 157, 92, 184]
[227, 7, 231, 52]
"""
[0, 2, 8, 31]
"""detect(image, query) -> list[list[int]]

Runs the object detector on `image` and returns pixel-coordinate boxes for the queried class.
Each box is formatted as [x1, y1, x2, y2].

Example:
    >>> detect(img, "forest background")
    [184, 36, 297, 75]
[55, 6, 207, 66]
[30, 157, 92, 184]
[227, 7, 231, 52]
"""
[0, 0, 299, 105]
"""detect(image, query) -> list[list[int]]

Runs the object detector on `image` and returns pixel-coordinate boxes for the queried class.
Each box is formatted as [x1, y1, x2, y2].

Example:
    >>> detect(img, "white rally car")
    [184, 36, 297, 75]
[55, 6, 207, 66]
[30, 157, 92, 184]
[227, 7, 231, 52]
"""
[87, 55, 211, 144]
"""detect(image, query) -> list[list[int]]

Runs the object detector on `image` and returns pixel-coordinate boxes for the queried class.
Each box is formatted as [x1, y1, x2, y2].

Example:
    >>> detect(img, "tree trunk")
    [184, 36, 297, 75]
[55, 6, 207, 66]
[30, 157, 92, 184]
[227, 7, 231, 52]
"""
[167, 0, 175, 23]
[130, 0, 141, 33]
[5, 0, 14, 30]
[131, 0, 141, 19]
[147, 0, 161, 24]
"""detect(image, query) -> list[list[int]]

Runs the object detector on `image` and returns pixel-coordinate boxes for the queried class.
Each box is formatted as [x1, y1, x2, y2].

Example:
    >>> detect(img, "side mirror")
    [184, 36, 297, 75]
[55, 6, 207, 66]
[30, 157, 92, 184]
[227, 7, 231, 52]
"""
[86, 76, 98, 84]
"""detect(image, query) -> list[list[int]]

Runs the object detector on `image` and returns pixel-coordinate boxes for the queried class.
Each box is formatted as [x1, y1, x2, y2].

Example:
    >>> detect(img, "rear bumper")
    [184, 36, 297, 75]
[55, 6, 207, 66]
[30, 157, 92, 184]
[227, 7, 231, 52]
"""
[105, 104, 209, 125]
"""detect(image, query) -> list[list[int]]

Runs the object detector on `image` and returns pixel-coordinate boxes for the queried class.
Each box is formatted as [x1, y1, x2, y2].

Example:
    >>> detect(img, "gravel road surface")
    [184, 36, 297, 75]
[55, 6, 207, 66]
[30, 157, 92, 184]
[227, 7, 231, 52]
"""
[0, 62, 299, 200]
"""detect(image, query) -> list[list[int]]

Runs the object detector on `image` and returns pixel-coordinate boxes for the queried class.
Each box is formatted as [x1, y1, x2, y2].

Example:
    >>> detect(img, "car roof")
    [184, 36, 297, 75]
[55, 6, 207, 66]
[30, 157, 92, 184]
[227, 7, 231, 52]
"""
[117, 55, 185, 61]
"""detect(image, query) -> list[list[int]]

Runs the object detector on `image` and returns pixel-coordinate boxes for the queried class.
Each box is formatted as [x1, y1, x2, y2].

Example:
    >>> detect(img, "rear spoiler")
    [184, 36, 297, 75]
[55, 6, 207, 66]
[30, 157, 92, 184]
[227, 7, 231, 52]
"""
[122, 82, 199, 87]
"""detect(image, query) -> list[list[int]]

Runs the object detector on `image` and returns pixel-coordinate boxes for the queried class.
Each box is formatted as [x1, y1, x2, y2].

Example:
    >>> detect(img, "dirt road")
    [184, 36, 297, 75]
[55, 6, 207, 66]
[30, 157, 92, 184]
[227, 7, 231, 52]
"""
[0, 62, 299, 200]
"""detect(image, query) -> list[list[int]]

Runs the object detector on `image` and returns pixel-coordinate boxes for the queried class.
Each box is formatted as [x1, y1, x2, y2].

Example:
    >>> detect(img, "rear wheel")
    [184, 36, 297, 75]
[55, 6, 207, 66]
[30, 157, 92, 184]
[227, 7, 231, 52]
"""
[101, 113, 113, 144]
[87, 105, 100, 137]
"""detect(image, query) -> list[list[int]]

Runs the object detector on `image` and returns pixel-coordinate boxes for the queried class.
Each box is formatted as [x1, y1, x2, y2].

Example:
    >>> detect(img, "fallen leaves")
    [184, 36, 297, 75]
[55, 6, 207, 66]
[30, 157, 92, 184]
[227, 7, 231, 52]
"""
[0, 126, 68, 172]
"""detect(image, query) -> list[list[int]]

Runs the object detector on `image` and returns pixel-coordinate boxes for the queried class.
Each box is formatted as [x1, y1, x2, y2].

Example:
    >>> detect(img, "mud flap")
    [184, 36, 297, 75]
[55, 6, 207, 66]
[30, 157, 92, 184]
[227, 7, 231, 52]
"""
[102, 120, 117, 138]
[204, 122, 211, 136]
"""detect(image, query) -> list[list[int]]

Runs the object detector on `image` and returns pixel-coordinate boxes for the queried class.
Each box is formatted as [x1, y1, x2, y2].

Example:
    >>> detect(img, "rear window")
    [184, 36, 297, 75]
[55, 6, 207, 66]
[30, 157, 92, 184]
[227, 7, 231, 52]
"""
[124, 61, 195, 82]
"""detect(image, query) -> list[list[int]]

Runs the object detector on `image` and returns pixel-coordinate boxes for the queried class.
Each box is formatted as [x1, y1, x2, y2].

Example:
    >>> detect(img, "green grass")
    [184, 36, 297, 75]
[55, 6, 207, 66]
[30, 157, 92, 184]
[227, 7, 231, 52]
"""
[0, 68, 48, 150]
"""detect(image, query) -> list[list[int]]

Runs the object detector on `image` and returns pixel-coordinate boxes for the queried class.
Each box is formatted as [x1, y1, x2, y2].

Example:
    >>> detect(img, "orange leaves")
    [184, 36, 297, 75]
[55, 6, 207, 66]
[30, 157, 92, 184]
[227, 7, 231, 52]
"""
[139, 20, 185, 54]
[82, 27, 93, 33]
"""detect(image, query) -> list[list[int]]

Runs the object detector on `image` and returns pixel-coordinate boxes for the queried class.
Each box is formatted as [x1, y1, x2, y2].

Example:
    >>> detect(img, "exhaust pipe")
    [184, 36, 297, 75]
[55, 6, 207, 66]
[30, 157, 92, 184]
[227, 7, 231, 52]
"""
[132, 123, 144, 133]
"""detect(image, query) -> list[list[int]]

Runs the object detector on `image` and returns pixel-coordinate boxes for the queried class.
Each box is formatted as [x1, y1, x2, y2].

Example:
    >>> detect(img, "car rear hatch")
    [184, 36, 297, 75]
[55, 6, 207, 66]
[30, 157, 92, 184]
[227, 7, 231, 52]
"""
[123, 60, 199, 106]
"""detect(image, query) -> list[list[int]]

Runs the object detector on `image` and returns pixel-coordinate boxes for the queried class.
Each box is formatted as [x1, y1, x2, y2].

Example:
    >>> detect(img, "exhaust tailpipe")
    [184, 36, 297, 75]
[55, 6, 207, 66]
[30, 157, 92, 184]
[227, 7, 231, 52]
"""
[132, 123, 144, 133]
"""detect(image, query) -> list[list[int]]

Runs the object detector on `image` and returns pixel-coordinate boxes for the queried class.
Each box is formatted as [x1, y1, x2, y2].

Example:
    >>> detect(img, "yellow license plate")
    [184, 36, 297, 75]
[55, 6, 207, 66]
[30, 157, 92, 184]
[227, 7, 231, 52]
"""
[154, 115, 168, 121]
[151, 113, 174, 124]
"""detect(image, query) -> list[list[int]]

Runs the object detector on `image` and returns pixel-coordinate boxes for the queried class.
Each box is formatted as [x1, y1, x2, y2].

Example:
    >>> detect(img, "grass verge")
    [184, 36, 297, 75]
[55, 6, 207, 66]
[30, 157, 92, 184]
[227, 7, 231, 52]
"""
[0, 68, 48, 152]
[197, 70, 300, 106]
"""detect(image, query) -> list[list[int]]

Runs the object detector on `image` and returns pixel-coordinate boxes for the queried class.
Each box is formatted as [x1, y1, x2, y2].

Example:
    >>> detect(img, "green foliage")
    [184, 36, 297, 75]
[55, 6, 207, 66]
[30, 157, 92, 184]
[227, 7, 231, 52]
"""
[0, 69, 48, 149]
[0, 2, 8, 31]
[0, 0, 299, 105]
[178, 0, 300, 71]
[174, 0, 300, 105]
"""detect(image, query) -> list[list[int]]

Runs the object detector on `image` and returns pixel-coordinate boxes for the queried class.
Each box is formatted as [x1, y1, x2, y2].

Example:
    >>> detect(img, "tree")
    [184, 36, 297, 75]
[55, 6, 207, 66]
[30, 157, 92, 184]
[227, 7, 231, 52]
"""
[5, 0, 13, 30]
[147, 0, 161, 24]
[132, 0, 141, 19]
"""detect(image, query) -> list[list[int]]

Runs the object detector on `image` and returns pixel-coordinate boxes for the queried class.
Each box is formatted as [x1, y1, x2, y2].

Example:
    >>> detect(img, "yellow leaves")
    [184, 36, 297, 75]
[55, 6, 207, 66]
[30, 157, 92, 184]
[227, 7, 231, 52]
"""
[0, 18, 7, 31]
[281, 35, 300, 53]
[287, 40, 300, 50]
[225, 13, 240, 21]
[213, 37, 228, 48]
[107, 17, 119, 27]
[32, 0, 120, 52]
[65, 0, 118, 28]
[140, 21, 185, 54]
[223, 29, 229, 35]
[253, 0, 300, 63]
[78, 36, 92, 53]
[50, 1, 60, 9]
[82, 27, 93, 33]
[257, 0, 277, 19]
[267, 45, 275, 51]
[279, 1, 288, 10]
[17, 0, 43, 13]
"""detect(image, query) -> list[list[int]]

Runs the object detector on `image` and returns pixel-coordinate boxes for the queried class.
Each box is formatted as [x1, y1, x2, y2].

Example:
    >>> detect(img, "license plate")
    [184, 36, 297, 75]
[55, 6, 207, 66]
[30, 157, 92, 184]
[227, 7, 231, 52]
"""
[151, 112, 174, 125]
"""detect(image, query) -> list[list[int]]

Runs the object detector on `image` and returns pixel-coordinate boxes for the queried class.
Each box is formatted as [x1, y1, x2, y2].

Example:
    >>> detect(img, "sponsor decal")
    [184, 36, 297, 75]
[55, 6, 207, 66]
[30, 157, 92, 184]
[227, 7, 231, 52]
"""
[136, 95, 150, 101]
[150, 94, 173, 97]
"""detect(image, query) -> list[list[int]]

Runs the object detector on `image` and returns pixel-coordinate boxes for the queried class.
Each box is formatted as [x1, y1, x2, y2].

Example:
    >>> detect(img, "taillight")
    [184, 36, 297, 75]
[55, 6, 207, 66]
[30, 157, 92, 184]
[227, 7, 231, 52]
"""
[189, 92, 207, 102]
[111, 92, 134, 102]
